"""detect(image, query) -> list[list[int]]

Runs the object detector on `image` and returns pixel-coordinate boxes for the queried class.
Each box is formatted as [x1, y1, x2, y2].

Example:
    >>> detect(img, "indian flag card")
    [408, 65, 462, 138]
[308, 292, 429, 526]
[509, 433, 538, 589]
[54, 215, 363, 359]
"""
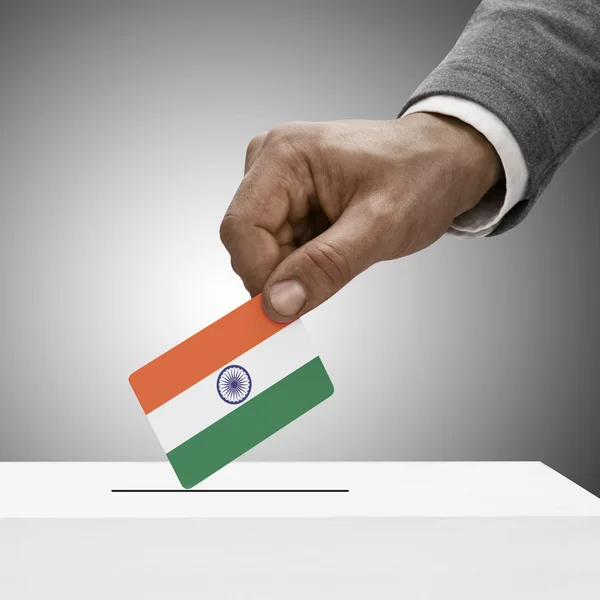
[129, 294, 334, 489]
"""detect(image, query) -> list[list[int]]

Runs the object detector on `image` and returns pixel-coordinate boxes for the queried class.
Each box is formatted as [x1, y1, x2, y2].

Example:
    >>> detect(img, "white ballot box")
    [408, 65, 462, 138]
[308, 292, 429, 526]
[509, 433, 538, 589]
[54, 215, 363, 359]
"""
[1, 462, 599, 598]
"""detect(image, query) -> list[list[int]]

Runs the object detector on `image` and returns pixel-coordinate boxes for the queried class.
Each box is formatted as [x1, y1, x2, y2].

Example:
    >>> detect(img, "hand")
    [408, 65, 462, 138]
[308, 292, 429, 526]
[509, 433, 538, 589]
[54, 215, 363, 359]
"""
[220, 114, 502, 322]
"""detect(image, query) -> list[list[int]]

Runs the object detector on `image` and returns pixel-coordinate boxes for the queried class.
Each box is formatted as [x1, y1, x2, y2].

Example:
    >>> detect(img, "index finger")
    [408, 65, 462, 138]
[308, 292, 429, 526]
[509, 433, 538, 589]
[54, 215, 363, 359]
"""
[219, 165, 292, 296]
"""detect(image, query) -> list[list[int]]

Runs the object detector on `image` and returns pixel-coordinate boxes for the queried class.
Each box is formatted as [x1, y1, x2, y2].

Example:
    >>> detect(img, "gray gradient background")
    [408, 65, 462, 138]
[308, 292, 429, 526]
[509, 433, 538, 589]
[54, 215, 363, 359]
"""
[1, 0, 599, 496]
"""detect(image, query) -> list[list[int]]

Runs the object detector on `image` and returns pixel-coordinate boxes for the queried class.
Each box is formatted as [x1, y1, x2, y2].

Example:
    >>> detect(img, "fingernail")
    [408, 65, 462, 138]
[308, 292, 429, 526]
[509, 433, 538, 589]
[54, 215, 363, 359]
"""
[269, 280, 306, 317]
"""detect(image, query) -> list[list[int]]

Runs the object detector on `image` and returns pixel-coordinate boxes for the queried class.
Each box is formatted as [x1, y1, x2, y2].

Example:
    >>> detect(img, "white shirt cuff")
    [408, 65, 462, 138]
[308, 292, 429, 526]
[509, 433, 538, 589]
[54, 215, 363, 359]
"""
[402, 96, 529, 238]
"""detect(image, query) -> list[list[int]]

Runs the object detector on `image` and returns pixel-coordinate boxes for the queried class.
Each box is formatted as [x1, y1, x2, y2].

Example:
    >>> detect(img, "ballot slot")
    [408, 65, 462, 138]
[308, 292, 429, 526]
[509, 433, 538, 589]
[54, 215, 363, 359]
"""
[110, 488, 350, 493]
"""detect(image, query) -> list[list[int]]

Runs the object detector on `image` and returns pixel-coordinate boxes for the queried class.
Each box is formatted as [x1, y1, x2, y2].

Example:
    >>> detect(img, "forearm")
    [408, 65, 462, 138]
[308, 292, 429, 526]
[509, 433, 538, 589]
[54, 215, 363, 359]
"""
[400, 0, 600, 235]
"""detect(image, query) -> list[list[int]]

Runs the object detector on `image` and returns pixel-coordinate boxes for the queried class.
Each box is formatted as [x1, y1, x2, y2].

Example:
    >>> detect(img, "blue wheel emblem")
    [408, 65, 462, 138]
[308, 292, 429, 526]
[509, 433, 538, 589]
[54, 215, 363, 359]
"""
[217, 365, 252, 404]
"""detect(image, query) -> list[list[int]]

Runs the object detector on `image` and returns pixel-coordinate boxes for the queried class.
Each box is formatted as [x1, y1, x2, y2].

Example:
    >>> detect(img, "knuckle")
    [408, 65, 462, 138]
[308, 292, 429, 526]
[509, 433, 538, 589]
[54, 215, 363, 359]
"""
[264, 121, 311, 148]
[301, 240, 352, 287]
[263, 125, 284, 146]
[245, 133, 267, 163]
[219, 213, 241, 248]
[260, 122, 316, 175]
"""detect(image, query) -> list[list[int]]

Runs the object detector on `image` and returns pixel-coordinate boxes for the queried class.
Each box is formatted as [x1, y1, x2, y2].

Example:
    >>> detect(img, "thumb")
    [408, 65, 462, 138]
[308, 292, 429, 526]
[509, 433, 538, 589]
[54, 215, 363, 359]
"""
[262, 204, 385, 322]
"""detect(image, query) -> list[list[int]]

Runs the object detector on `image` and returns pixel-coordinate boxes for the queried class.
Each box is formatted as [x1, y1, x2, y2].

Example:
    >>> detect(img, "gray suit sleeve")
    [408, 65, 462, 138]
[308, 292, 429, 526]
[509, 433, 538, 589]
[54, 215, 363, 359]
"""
[400, 0, 600, 236]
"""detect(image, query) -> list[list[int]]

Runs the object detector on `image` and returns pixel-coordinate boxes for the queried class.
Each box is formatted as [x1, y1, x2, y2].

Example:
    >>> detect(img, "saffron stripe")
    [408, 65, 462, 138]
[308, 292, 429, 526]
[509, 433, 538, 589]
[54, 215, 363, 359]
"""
[129, 294, 289, 414]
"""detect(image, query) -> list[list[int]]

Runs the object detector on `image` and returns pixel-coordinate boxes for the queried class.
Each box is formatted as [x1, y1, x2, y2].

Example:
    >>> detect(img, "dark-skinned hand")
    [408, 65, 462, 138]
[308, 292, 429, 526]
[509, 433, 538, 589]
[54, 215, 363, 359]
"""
[220, 113, 502, 322]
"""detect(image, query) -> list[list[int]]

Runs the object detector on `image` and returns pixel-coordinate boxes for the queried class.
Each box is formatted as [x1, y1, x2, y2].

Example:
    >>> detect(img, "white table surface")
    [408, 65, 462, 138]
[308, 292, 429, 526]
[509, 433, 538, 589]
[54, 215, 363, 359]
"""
[1, 462, 599, 599]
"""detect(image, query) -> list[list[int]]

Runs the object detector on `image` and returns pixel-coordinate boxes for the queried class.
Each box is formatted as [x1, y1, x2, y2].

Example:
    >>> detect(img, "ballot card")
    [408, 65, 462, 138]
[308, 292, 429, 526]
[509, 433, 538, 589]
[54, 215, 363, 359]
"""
[129, 294, 334, 488]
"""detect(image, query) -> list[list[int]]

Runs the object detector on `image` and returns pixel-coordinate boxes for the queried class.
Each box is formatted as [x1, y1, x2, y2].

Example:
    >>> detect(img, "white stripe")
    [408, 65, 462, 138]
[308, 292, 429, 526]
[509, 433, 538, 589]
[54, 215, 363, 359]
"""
[147, 319, 317, 452]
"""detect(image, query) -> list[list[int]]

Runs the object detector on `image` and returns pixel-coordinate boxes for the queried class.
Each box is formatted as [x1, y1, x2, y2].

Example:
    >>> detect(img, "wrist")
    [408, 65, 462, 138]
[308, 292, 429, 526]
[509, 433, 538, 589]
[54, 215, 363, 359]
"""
[402, 112, 504, 217]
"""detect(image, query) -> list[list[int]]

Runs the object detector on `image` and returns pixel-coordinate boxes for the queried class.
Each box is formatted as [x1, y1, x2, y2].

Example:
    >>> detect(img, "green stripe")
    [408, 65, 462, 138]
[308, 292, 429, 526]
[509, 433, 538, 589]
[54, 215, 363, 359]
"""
[167, 357, 334, 489]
